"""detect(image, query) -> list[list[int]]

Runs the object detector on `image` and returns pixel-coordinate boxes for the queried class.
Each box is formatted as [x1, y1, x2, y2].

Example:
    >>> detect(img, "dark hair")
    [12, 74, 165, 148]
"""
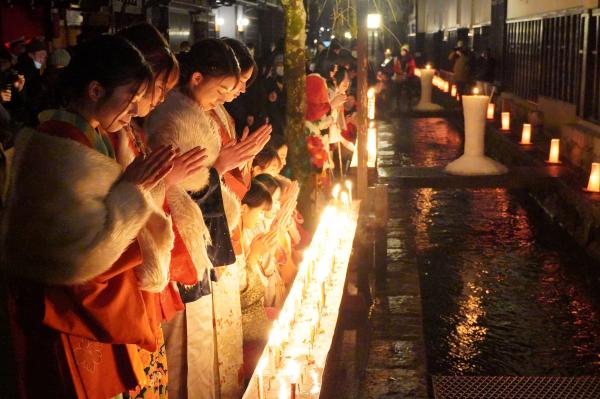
[0, 46, 11, 62]
[329, 39, 342, 51]
[268, 134, 287, 151]
[222, 37, 257, 86]
[60, 35, 152, 107]
[242, 180, 273, 209]
[178, 38, 240, 89]
[253, 146, 281, 170]
[333, 67, 348, 86]
[254, 173, 280, 195]
[118, 23, 179, 84]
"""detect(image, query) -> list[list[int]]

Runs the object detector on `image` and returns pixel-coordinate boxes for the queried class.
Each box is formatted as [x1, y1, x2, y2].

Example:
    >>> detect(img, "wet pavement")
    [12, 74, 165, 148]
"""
[352, 116, 600, 398]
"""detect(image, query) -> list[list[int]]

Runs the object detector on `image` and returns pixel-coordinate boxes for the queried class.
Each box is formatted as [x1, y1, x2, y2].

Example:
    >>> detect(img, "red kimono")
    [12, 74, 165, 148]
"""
[8, 118, 159, 399]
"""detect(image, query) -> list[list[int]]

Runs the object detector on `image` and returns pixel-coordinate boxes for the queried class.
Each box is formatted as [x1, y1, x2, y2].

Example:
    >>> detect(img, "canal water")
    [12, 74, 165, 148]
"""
[378, 117, 600, 377]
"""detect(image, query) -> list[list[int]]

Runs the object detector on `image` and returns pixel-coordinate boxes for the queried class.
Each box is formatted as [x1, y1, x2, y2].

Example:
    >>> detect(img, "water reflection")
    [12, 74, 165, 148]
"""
[382, 117, 600, 376]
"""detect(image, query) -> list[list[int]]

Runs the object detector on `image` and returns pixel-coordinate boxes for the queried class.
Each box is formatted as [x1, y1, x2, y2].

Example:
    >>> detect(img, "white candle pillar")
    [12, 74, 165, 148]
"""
[445, 88, 508, 175]
[414, 65, 443, 112]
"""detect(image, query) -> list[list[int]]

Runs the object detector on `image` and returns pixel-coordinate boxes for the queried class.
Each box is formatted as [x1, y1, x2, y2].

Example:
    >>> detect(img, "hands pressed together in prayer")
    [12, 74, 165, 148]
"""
[213, 123, 272, 176]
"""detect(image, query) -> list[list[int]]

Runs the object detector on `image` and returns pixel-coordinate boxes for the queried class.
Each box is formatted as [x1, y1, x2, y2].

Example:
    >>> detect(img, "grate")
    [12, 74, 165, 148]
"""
[432, 376, 600, 399]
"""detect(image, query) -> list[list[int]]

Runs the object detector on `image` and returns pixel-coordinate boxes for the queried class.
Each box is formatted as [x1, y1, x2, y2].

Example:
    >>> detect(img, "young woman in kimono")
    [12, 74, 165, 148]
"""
[145, 39, 270, 399]
[2, 36, 178, 399]
[207, 38, 272, 398]
[116, 23, 209, 398]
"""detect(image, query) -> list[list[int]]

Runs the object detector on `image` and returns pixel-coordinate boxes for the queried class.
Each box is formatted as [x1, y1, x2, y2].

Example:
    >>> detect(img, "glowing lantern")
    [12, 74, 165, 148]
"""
[487, 103, 495, 120]
[367, 88, 375, 120]
[547, 139, 561, 164]
[501, 112, 510, 131]
[520, 124, 532, 145]
[585, 163, 600, 192]
[367, 121, 377, 167]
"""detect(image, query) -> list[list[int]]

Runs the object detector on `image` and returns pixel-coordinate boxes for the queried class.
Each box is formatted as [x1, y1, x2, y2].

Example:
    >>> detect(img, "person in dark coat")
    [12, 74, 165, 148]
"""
[14, 39, 47, 125]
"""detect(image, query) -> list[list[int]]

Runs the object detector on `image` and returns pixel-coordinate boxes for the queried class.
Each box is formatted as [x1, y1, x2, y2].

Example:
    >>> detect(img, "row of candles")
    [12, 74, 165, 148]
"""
[488, 98, 600, 193]
[421, 63, 600, 194]
[254, 190, 356, 399]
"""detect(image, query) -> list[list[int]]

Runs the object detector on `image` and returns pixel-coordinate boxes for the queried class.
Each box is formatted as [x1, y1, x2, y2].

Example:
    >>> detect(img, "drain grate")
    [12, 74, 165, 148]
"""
[432, 376, 600, 399]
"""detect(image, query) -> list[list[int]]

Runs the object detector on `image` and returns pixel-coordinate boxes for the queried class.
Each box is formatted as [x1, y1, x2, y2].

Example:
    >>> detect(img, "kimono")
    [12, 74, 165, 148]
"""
[2, 110, 174, 399]
[146, 91, 240, 399]
[208, 105, 247, 398]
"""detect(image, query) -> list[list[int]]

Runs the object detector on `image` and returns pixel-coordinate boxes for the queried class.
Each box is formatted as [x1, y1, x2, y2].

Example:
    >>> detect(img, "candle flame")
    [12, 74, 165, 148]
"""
[332, 184, 341, 200]
[425, 63, 431, 70]
[472, 87, 479, 95]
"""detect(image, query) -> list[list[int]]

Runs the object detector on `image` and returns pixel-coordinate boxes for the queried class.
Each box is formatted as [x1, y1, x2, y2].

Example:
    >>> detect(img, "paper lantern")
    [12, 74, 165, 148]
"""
[547, 139, 561, 164]
[501, 112, 510, 131]
[487, 103, 495, 120]
[520, 124, 532, 145]
[585, 163, 600, 192]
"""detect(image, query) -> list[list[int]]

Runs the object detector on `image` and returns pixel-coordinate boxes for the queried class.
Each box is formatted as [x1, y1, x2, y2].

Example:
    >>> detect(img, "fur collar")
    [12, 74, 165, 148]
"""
[2, 129, 155, 285]
[146, 90, 221, 193]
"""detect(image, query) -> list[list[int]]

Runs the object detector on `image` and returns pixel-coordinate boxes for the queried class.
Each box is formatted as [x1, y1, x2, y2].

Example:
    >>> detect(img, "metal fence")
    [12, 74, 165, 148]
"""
[504, 9, 600, 122]
[505, 18, 543, 101]
[433, 376, 600, 399]
[583, 9, 600, 123]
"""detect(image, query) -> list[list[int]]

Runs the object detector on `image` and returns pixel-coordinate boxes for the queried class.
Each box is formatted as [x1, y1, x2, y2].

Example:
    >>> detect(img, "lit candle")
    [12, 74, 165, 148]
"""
[586, 163, 600, 192]
[486, 103, 495, 120]
[340, 191, 350, 210]
[279, 379, 287, 399]
[501, 112, 510, 131]
[520, 124, 532, 145]
[450, 85, 457, 97]
[425, 63, 431, 70]
[256, 359, 266, 399]
[288, 360, 300, 399]
[547, 139, 561, 164]
[367, 88, 376, 120]
[345, 180, 353, 203]
[331, 183, 341, 204]
[443, 82, 450, 93]
[367, 122, 377, 167]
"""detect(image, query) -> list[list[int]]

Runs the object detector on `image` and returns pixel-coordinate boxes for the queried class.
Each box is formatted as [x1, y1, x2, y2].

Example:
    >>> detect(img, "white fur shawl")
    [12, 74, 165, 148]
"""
[146, 91, 240, 231]
[1, 129, 162, 285]
[113, 130, 175, 292]
[145, 91, 241, 277]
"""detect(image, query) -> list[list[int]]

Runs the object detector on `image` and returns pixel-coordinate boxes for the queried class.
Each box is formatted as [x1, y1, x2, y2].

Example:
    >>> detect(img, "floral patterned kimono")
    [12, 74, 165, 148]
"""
[208, 105, 247, 398]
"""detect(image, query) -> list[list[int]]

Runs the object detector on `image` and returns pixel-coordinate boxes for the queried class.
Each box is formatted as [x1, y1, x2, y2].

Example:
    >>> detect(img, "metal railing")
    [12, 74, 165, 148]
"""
[504, 10, 588, 107]
[433, 376, 600, 399]
[505, 18, 543, 100]
[582, 9, 600, 123]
